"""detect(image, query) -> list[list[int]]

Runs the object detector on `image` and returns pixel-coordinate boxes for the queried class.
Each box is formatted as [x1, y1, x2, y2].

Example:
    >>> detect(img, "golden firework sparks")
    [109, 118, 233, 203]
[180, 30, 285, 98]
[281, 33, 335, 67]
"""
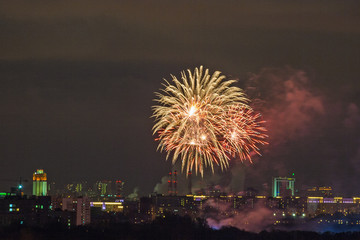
[152, 66, 267, 176]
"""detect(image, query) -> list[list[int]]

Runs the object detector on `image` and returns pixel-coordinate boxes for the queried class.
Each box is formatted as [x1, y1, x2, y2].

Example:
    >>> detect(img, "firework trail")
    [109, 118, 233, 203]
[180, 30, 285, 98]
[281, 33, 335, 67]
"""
[152, 66, 267, 176]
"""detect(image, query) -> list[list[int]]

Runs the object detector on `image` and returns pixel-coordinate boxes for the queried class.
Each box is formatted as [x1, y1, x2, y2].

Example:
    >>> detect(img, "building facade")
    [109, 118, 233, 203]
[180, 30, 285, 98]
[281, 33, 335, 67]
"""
[272, 177, 295, 197]
[33, 169, 47, 196]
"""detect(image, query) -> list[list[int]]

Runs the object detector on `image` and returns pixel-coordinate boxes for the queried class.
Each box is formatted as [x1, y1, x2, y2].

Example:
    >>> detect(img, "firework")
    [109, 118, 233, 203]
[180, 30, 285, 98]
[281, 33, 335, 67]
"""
[152, 66, 267, 176]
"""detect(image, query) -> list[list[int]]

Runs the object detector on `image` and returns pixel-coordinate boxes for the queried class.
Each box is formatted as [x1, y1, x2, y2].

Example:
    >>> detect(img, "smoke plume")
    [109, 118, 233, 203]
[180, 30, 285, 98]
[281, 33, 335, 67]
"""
[246, 67, 325, 145]
[127, 187, 139, 200]
[204, 199, 274, 233]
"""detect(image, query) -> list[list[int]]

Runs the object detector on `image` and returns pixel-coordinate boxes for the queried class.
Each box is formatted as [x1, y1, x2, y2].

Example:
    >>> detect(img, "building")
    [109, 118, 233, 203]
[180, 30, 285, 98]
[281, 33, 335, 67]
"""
[64, 181, 88, 197]
[90, 201, 126, 225]
[307, 197, 360, 216]
[272, 177, 295, 197]
[62, 197, 91, 226]
[33, 169, 47, 196]
[115, 180, 124, 198]
[90, 201, 124, 213]
[306, 186, 333, 197]
[95, 180, 112, 196]
[0, 195, 51, 226]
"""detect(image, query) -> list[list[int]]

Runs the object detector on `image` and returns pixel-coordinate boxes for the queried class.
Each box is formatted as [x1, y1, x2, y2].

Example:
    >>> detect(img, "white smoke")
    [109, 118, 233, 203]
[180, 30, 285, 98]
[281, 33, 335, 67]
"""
[204, 199, 274, 233]
[127, 187, 139, 200]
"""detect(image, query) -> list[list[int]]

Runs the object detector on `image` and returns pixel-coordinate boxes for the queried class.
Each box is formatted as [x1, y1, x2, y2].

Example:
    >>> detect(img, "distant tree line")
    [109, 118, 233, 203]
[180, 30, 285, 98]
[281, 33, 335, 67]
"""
[2, 214, 360, 240]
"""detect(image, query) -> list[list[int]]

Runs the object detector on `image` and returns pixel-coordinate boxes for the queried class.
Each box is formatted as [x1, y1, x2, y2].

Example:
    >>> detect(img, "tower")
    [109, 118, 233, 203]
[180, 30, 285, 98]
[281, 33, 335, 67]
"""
[168, 171, 173, 195]
[173, 170, 178, 196]
[115, 180, 124, 198]
[188, 171, 192, 195]
[33, 169, 47, 196]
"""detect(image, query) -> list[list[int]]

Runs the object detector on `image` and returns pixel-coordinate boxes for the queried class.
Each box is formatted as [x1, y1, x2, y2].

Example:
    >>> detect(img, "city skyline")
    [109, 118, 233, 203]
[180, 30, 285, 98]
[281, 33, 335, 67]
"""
[0, 1, 360, 198]
[4, 166, 360, 233]
[4, 168, 358, 199]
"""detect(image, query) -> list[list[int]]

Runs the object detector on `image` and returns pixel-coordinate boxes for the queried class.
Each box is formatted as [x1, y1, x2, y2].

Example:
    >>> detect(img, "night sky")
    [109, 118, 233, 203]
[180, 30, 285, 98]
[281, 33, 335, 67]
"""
[0, 1, 359, 196]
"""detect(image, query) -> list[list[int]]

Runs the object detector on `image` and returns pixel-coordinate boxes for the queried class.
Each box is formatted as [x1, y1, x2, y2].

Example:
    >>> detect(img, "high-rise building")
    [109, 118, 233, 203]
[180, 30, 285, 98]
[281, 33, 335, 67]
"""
[168, 172, 173, 196]
[95, 180, 112, 196]
[64, 181, 87, 197]
[115, 180, 124, 198]
[188, 171, 192, 195]
[62, 196, 91, 226]
[33, 169, 47, 196]
[75, 183, 82, 193]
[272, 177, 295, 197]
[76, 197, 91, 226]
[167, 171, 178, 196]
[173, 170, 178, 196]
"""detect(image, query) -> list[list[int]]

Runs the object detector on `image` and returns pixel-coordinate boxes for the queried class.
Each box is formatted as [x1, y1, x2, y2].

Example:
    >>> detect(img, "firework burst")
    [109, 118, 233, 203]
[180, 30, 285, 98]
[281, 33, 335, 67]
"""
[152, 66, 267, 176]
